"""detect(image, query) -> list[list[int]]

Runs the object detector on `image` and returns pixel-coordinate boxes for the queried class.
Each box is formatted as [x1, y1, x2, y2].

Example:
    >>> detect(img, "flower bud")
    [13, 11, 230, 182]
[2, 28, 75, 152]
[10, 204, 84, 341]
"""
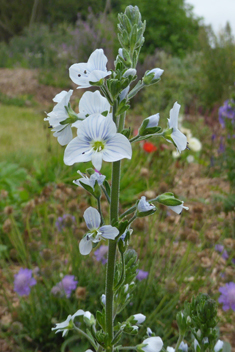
[143, 68, 164, 85]
[139, 114, 161, 136]
[83, 311, 96, 327]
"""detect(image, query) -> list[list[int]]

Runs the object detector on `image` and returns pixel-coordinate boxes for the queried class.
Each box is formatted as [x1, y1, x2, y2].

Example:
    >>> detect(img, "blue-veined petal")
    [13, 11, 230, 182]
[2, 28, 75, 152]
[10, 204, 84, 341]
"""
[103, 134, 132, 162]
[172, 130, 187, 153]
[83, 207, 101, 230]
[79, 236, 93, 255]
[100, 225, 119, 240]
[78, 91, 110, 119]
[168, 102, 181, 129]
[89, 70, 111, 83]
[64, 137, 92, 165]
[91, 151, 104, 171]
[69, 63, 91, 88]
[53, 124, 73, 146]
[87, 49, 108, 71]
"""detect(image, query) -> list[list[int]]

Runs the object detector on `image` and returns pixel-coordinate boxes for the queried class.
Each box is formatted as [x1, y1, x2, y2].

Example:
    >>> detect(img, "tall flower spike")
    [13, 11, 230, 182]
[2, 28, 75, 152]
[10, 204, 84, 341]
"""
[72, 90, 111, 128]
[69, 49, 111, 89]
[165, 102, 187, 153]
[64, 113, 132, 171]
[79, 207, 119, 255]
[44, 90, 75, 146]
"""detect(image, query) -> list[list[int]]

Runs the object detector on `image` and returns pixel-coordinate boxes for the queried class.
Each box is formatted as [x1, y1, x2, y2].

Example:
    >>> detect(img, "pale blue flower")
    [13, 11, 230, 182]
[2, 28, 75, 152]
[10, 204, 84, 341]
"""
[167, 102, 187, 153]
[214, 340, 223, 352]
[146, 114, 160, 128]
[64, 113, 132, 171]
[52, 309, 84, 336]
[168, 202, 189, 215]
[44, 90, 74, 145]
[74, 171, 106, 190]
[140, 337, 163, 352]
[79, 207, 119, 255]
[137, 196, 156, 213]
[69, 49, 111, 89]
[146, 68, 164, 80]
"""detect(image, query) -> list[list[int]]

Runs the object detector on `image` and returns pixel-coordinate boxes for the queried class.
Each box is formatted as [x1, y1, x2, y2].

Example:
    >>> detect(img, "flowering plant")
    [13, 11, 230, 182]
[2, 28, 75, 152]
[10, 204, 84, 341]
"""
[45, 6, 224, 352]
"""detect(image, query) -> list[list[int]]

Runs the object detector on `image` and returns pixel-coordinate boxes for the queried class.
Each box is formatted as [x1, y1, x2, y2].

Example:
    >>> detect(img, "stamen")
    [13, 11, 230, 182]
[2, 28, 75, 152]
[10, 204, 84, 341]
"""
[78, 74, 81, 77]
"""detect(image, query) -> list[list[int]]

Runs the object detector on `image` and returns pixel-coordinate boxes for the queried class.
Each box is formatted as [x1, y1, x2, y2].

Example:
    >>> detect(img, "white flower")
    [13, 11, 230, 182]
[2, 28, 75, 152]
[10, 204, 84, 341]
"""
[186, 155, 194, 163]
[179, 342, 188, 352]
[188, 137, 202, 152]
[79, 207, 119, 255]
[44, 90, 74, 146]
[72, 90, 111, 127]
[69, 49, 111, 89]
[167, 102, 187, 153]
[194, 339, 200, 351]
[138, 196, 156, 213]
[64, 113, 132, 171]
[141, 336, 164, 352]
[146, 114, 160, 128]
[133, 314, 146, 324]
[172, 150, 180, 159]
[167, 347, 175, 352]
[146, 68, 164, 80]
[52, 309, 84, 337]
[214, 340, 224, 352]
[74, 171, 106, 190]
[168, 202, 189, 215]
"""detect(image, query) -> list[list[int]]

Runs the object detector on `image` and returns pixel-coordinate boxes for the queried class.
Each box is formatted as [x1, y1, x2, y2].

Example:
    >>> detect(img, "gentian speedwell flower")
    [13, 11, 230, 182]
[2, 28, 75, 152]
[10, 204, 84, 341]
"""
[138, 336, 163, 352]
[137, 196, 156, 217]
[52, 309, 84, 336]
[14, 268, 36, 296]
[64, 113, 132, 171]
[167, 202, 189, 215]
[69, 49, 111, 89]
[72, 90, 111, 127]
[164, 102, 187, 153]
[94, 245, 108, 264]
[218, 282, 235, 311]
[214, 340, 224, 352]
[51, 275, 78, 298]
[74, 171, 106, 191]
[136, 269, 149, 281]
[44, 90, 75, 146]
[79, 207, 119, 255]
[179, 342, 188, 352]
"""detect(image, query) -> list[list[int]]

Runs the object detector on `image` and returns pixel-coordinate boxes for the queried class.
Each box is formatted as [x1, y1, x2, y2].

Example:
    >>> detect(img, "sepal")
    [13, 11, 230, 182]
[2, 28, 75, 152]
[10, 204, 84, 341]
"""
[156, 192, 183, 206]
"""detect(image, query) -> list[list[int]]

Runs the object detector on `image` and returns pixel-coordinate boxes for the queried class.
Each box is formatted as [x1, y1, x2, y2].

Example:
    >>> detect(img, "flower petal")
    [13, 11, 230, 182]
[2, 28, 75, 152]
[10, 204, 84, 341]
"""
[172, 129, 187, 153]
[79, 236, 93, 255]
[91, 151, 103, 171]
[69, 63, 91, 88]
[87, 49, 108, 71]
[99, 225, 119, 240]
[79, 91, 110, 118]
[83, 207, 101, 230]
[88, 70, 111, 83]
[64, 137, 92, 165]
[103, 134, 132, 162]
[169, 102, 181, 129]
[53, 125, 73, 146]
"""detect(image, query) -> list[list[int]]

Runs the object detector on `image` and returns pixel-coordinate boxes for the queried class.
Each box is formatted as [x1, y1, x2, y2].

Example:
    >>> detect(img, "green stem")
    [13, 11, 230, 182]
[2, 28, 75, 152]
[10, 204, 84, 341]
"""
[105, 161, 121, 350]
[73, 325, 97, 349]
[97, 197, 104, 226]
[175, 334, 183, 352]
[101, 185, 111, 203]
[129, 135, 140, 143]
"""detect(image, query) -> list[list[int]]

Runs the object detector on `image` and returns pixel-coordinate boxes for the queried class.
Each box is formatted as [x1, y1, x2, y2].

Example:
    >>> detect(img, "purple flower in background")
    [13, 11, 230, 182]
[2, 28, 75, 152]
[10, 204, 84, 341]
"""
[14, 268, 36, 296]
[215, 244, 229, 260]
[218, 137, 225, 154]
[51, 275, 78, 298]
[55, 214, 76, 232]
[136, 269, 149, 281]
[94, 245, 108, 264]
[218, 282, 235, 311]
[218, 99, 235, 128]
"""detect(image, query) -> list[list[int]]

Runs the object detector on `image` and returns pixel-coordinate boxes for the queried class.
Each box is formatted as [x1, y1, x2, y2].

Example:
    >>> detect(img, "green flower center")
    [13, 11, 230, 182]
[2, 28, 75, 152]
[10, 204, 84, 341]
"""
[92, 140, 105, 152]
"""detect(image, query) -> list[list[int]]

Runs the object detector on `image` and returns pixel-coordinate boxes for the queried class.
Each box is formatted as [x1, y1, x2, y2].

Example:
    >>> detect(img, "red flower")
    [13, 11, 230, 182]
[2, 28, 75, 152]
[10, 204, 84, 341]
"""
[143, 141, 157, 153]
